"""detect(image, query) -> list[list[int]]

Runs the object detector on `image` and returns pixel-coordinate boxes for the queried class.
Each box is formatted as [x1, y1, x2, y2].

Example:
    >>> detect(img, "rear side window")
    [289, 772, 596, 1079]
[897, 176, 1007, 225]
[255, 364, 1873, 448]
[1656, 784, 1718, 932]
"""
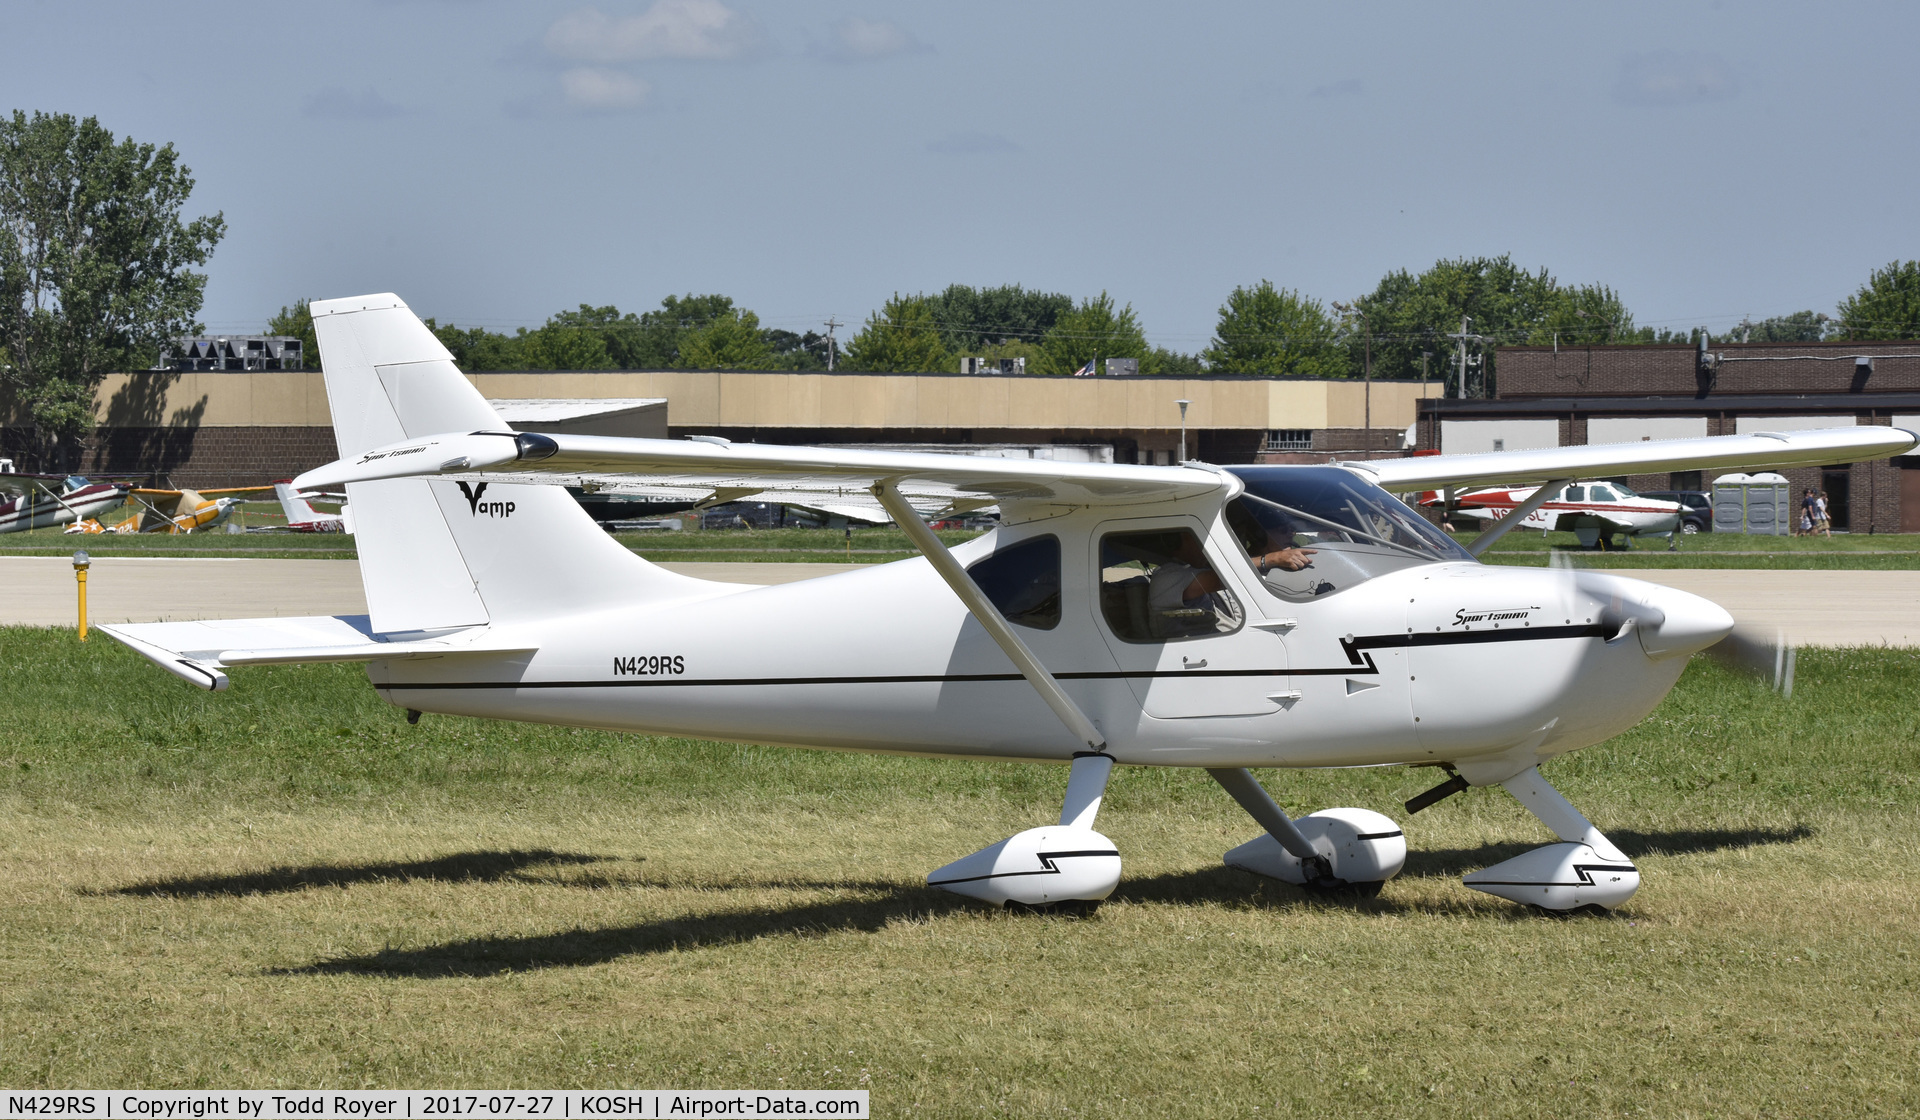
[1098, 529, 1243, 642]
[966, 535, 1061, 629]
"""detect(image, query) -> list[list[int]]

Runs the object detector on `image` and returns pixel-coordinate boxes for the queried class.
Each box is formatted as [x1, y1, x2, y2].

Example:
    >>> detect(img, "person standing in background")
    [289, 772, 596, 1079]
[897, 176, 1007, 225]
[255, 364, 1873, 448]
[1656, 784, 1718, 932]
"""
[1816, 490, 1833, 538]
[1798, 488, 1817, 536]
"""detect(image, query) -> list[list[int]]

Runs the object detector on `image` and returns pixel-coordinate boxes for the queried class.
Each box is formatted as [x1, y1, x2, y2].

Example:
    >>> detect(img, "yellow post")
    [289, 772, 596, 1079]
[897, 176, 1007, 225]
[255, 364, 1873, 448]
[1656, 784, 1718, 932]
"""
[72, 550, 91, 641]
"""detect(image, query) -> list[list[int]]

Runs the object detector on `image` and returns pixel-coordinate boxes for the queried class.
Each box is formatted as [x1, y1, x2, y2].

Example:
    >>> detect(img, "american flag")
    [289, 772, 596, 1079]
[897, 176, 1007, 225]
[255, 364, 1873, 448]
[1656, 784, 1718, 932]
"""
[1072, 358, 1096, 377]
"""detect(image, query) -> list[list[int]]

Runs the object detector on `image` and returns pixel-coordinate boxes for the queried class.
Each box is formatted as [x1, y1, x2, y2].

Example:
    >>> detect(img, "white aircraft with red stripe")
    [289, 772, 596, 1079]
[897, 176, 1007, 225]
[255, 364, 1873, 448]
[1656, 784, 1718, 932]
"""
[1423, 480, 1684, 548]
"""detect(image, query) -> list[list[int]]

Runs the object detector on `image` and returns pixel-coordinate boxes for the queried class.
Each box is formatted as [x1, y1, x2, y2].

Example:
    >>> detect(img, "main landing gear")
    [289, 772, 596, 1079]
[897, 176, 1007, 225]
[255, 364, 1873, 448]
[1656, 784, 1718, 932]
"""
[1209, 768, 1406, 895]
[926, 751, 1124, 912]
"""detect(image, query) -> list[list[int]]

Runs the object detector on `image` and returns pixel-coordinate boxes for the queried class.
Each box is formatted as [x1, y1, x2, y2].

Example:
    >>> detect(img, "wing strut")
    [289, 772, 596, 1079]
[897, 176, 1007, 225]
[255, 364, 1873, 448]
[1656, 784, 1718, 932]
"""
[871, 479, 1107, 754]
[1466, 478, 1571, 557]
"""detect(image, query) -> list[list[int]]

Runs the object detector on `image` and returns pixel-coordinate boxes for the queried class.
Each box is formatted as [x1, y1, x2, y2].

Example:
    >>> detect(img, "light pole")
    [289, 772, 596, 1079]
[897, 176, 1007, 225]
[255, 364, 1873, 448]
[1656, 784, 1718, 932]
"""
[72, 550, 91, 641]
[1175, 399, 1191, 463]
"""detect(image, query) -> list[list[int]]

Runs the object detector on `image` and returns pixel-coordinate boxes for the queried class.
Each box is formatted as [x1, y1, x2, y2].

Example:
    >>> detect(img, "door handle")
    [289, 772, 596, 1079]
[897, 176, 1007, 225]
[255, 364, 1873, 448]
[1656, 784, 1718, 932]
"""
[1267, 690, 1303, 705]
[1182, 657, 1208, 669]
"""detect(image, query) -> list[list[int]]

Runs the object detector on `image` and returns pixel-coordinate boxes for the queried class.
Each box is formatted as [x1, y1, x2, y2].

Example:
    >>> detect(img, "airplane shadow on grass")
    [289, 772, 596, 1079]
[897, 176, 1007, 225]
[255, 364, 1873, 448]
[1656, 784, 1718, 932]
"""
[92, 849, 620, 899]
[228, 825, 1802, 979]
[1400, 824, 1814, 880]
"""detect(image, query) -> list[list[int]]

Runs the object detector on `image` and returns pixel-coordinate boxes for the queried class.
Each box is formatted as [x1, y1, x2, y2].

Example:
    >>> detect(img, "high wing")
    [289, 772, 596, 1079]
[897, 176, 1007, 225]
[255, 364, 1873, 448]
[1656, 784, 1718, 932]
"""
[557, 473, 990, 522]
[1340, 427, 1917, 492]
[295, 431, 1227, 516]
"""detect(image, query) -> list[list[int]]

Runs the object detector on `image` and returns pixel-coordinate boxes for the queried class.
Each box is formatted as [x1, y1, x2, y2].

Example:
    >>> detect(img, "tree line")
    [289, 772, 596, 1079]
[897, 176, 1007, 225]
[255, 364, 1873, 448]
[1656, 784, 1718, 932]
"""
[270, 260, 1920, 400]
[9, 109, 1920, 461]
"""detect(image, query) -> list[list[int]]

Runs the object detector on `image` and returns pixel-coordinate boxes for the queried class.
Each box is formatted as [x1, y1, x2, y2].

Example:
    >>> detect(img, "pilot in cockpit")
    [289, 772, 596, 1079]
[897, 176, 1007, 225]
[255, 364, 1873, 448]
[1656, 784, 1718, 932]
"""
[1150, 505, 1319, 615]
[1226, 500, 1316, 572]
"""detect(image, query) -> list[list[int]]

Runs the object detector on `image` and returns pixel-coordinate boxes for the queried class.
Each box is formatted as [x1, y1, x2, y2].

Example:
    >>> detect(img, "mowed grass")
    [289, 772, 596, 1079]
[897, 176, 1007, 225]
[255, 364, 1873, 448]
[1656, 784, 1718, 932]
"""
[14, 515, 1917, 568]
[1, 628, 1917, 1116]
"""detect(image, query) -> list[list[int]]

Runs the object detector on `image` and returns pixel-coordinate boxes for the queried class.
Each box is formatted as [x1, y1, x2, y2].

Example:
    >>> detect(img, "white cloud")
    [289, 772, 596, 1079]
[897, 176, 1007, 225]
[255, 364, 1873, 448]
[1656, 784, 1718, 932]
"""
[816, 17, 930, 62]
[1614, 51, 1738, 106]
[302, 86, 405, 119]
[926, 132, 1020, 156]
[560, 67, 652, 109]
[545, 1, 762, 63]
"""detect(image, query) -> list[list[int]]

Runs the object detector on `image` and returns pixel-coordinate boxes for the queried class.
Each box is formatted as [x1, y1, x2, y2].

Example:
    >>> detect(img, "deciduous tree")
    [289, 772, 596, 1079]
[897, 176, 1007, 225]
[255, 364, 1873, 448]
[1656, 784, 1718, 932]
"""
[1836, 262, 1920, 340]
[1203, 281, 1348, 377]
[924, 284, 1073, 354]
[678, 306, 776, 369]
[1035, 292, 1152, 376]
[0, 111, 224, 466]
[844, 294, 950, 372]
[266, 299, 319, 368]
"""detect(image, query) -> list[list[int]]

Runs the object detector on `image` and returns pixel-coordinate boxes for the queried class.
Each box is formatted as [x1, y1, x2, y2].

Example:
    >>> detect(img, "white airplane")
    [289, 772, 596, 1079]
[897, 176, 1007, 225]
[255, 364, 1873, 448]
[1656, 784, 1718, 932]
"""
[273, 481, 350, 533]
[0, 471, 133, 533]
[98, 295, 1918, 915]
[1421, 480, 1687, 549]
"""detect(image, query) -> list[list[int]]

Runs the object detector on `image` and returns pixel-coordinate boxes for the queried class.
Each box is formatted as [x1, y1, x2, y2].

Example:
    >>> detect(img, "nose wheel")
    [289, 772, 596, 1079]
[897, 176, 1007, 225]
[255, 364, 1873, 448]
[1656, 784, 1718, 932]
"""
[1461, 766, 1639, 912]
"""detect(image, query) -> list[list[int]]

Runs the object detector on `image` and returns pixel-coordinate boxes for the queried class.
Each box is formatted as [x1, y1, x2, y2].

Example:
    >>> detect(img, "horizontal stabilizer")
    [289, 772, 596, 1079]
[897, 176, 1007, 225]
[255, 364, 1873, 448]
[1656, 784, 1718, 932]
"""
[99, 615, 537, 691]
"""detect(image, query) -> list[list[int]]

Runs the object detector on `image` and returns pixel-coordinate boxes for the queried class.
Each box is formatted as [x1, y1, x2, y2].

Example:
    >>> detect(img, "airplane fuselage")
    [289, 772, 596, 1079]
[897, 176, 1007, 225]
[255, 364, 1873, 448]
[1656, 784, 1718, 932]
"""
[368, 502, 1709, 778]
[0, 483, 126, 533]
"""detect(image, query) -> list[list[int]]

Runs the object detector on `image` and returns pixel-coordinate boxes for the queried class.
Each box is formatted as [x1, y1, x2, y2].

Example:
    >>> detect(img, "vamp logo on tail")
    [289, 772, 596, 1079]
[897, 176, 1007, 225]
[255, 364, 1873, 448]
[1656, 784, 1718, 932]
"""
[456, 480, 515, 518]
[1453, 605, 1539, 628]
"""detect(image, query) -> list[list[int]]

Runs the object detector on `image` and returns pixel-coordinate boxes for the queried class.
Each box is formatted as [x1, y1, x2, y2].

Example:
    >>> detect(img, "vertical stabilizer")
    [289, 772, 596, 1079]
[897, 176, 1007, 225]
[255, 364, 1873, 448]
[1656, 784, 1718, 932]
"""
[309, 294, 713, 633]
[273, 482, 335, 526]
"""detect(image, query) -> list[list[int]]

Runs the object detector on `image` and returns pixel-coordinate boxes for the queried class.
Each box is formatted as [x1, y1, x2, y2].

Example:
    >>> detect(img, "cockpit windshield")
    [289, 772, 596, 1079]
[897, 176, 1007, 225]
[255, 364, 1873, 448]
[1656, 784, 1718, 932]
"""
[1223, 466, 1474, 602]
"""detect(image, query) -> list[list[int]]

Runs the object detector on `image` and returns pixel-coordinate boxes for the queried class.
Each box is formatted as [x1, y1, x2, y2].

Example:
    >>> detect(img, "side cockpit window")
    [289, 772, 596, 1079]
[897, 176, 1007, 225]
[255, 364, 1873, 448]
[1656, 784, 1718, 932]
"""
[1098, 529, 1243, 642]
[966, 535, 1061, 629]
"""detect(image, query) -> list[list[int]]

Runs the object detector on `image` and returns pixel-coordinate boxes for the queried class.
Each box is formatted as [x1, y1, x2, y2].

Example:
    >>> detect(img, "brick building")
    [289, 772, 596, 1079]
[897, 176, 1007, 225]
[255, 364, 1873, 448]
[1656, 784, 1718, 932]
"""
[2, 368, 1439, 489]
[1416, 339, 1920, 532]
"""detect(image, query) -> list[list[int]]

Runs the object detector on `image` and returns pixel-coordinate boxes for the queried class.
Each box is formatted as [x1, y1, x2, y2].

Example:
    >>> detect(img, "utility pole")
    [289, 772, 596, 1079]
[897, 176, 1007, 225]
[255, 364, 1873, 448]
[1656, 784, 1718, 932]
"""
[1446, 317, 1489, 399]
[822, 316, 842, 371]
[1456, 316, 1471, 399]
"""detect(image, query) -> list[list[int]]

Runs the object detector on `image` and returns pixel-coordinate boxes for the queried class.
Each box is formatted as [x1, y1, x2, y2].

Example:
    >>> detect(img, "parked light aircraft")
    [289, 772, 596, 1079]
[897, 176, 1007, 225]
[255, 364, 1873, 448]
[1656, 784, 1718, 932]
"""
[1421, 480, 1687, 548]
[71, 485, 273, 534]
[99, 295, 1920, 914]
[274, 481, 350, 533]
[0, 471, 133, 533]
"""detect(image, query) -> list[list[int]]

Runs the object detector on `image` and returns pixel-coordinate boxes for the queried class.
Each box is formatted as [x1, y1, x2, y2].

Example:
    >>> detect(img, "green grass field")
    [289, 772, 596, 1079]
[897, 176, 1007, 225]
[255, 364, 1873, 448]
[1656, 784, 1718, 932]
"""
[1, 628, 1916, 1115]
[10, 519, 1919, 570]
[0, 525, 975, 564]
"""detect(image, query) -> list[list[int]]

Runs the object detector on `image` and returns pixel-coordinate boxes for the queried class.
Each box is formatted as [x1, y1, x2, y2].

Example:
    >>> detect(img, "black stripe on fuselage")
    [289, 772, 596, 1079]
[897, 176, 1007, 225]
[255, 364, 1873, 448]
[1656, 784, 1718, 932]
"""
[378, 624, 1614, 691]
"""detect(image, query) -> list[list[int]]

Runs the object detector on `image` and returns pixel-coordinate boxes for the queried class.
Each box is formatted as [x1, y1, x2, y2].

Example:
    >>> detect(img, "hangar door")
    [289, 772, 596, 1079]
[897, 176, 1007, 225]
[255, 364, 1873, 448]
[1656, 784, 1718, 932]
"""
[1439, 419, 1559, 455]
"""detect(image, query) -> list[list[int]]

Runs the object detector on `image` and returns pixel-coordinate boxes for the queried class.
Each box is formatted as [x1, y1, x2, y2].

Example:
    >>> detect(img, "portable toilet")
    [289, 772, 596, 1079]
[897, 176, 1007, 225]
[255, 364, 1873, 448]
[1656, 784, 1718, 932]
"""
[1713, 471, 1790, 534]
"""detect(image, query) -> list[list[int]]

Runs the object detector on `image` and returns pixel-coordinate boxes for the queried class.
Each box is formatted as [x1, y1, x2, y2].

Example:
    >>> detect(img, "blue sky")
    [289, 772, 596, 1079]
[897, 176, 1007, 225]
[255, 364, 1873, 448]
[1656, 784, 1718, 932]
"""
[5, 1, 1916, 350]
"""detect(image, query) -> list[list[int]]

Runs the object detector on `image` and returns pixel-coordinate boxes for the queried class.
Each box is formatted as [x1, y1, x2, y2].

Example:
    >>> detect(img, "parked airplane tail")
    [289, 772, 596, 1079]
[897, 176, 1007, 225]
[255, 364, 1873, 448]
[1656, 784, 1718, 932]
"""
[308, 294, 716, 633]
[272, 481, 328, 525]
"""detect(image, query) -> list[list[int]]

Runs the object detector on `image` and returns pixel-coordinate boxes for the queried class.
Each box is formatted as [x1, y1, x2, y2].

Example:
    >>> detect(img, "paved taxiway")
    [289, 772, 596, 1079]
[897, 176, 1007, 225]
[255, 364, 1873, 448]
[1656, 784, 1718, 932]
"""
[5, 557, 1918, 646]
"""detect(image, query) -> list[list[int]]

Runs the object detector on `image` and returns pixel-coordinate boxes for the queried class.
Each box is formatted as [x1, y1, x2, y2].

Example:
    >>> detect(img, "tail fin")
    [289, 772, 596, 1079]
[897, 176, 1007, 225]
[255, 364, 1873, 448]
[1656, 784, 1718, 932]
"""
[273, 481, 325, 524]
[310, 294, 710, 634]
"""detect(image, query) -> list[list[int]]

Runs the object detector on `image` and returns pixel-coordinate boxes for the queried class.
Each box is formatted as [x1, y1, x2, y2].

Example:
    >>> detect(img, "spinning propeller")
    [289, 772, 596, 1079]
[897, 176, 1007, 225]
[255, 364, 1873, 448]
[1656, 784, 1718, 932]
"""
[1544, 549, 1794, 695]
